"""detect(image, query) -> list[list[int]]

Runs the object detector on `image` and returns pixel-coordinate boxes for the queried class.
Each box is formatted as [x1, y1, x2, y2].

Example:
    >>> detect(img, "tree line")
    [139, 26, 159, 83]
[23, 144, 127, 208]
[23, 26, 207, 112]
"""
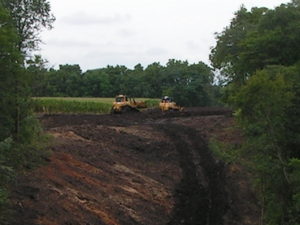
[0, 0, 54, 223]
[210, 1, 300, 224]
[30, 59, 219, 107]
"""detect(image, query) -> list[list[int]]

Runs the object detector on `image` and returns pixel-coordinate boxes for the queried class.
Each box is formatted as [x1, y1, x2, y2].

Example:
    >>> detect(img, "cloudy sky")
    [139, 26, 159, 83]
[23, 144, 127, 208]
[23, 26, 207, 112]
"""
[39, 0, 290, 71]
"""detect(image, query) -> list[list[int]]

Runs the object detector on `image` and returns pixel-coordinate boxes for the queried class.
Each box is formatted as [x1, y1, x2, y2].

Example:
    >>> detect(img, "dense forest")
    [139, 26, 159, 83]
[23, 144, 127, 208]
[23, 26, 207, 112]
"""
[0, 0, 300, 224]
[210, 1, 300, 224]
[29, 60, 219, 107]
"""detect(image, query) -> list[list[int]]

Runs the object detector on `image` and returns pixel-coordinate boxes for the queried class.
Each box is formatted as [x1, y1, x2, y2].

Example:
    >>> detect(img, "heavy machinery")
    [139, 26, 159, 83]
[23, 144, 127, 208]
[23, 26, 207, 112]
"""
[111, 94, 146, 113]
[159, 96, 183, 112]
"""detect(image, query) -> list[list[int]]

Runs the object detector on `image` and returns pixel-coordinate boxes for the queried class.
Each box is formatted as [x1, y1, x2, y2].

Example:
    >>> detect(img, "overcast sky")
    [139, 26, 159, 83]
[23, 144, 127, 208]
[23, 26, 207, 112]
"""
[39, 0, 290, 71]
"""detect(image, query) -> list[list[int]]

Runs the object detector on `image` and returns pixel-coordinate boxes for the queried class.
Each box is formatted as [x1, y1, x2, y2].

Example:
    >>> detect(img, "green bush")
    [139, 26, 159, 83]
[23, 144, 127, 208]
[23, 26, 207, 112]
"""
[0, 116, 51, 224]
[0, 138, 14, 225]
[209, 138, 240, 164]
[0, 188, 9, 225]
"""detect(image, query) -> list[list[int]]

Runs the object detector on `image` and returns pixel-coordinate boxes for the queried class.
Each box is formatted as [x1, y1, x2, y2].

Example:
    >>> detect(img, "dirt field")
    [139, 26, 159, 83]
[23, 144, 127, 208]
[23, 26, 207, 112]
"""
[10, 107, 260, 225]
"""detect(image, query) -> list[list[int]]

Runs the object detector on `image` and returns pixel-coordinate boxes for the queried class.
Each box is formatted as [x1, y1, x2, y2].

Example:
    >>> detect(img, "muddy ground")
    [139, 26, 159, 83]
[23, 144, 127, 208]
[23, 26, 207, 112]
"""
[10, 107, 259, 225]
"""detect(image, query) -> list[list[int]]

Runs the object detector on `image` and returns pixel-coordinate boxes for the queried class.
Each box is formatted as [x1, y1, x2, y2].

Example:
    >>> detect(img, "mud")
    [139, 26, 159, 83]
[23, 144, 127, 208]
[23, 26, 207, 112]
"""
[10, 107, 259, 225]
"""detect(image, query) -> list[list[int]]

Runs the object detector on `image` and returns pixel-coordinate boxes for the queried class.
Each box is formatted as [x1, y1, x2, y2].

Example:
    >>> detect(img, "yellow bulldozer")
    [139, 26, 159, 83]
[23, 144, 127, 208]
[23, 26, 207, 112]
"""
[111, 94, 146, 113]
[159, 96, 183, 112]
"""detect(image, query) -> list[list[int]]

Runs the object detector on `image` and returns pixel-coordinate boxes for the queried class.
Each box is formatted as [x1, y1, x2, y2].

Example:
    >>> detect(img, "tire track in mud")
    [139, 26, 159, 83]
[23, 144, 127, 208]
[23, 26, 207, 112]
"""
[159, 124, 228, 225]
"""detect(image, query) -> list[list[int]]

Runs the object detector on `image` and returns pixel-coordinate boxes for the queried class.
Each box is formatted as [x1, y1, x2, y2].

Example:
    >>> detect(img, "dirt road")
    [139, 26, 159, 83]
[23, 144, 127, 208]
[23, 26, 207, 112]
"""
[10, 107, 259, 225]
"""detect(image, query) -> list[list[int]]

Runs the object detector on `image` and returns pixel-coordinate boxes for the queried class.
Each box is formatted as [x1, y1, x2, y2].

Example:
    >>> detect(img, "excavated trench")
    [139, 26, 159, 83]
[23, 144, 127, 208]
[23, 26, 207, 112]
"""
[9, 108, 259, 225]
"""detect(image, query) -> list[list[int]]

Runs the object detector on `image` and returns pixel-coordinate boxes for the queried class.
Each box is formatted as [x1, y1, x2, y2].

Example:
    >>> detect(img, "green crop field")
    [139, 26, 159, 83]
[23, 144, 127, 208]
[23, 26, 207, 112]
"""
[32, 97, 159, 114]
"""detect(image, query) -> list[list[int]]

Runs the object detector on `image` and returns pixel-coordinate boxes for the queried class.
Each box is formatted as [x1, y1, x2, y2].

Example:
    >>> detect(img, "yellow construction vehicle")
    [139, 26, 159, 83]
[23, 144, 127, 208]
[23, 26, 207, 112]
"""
[159, 96, 183, 112]
[111, 94, 146, 113]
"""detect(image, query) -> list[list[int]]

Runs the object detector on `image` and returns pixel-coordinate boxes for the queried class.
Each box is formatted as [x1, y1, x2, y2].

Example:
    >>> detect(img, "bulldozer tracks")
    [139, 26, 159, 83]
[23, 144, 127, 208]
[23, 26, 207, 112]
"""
[160, 124, 227, 225]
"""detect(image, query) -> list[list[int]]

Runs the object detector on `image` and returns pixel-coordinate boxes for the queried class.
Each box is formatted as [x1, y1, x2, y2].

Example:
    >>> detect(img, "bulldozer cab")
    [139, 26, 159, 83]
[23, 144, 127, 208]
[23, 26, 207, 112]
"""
[161, 96, 172, 103]
[159, 96, 183, 112]
[115, 95, 128, 103]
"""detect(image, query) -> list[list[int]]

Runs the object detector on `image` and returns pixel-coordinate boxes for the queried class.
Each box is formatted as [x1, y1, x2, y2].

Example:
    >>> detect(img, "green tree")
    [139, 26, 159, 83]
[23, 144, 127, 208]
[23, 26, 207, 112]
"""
[0, 0, 55, 223]
[210, 1, 300, 85]
[58, 64, 82, 97]
[163, 59, 214, 106]
[2, 0, 55, 53]
[234, 65, 300, 224]
[105, 65, 129, 96]
[0, 2, 25, 223]
[210, 6, 267, 84]
[121, 64, 145, 97]
[82, 69, 111, 97]
[0, 2, 23, 140]
[27, 55, 50, 96]
[1, 0, 55, 137]
[144, 62, 164, 97]
[210, 1, 300, 224]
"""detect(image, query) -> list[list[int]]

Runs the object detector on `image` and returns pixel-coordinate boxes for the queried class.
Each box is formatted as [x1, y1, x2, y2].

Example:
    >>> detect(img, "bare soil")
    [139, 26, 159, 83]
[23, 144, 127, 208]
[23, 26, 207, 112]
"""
[10, 107, 259, 225]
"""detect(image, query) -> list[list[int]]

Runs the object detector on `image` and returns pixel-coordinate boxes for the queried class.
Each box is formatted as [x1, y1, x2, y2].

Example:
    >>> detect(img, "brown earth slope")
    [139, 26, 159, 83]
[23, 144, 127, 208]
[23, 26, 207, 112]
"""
[10, 107, 259, 225]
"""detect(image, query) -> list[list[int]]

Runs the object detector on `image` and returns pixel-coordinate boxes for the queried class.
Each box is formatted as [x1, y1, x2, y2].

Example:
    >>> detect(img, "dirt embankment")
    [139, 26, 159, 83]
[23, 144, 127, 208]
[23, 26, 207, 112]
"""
[10, 107, 259, 225]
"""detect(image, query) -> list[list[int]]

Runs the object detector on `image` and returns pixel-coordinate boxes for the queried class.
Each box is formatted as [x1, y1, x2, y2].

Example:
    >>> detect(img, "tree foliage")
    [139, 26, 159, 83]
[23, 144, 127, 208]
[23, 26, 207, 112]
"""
[235, 65, 300, 224]
[210, 1, 300, 85]
[0, 0, 54, 223]
[31, 60, 218, 107]
[0, 2, 23, 141]
[210, 1, 300, 224]
[2, 0, 55, 53]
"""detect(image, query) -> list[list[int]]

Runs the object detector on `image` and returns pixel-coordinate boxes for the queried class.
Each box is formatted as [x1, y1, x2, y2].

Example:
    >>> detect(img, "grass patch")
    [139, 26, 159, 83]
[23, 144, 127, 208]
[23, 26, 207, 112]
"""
[32, 97, 160, 114]
[144, 99, 160, 108]
[33, 97, 116, 103]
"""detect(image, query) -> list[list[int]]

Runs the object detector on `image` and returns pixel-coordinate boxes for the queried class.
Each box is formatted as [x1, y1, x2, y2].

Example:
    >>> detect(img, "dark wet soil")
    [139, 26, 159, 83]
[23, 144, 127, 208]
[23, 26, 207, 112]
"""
[10, 107, 259, 225]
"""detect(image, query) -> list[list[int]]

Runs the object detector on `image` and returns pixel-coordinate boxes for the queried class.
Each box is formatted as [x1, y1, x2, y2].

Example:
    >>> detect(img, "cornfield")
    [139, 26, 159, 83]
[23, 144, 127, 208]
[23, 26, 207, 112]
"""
[32, 98, 112, 114]
[32, 97, 160, 114]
